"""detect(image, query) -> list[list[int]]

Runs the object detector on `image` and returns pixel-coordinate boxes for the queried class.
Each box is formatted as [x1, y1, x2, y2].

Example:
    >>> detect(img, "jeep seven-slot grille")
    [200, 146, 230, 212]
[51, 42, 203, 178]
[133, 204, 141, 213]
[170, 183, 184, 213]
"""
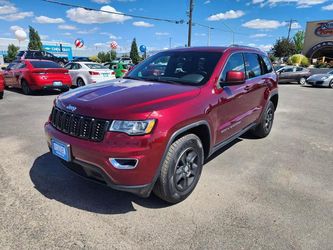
[50, 107, 110, 142]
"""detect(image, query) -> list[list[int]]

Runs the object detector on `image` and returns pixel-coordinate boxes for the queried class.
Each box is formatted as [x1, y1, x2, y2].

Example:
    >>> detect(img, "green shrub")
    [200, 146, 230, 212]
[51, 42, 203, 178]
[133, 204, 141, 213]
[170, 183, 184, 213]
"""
[288, 54, 309, 67]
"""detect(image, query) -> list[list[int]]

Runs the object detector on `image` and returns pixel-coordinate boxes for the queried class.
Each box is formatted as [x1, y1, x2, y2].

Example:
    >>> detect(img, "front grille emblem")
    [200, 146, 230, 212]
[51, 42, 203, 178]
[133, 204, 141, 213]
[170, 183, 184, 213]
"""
[66, 104, 77, 112]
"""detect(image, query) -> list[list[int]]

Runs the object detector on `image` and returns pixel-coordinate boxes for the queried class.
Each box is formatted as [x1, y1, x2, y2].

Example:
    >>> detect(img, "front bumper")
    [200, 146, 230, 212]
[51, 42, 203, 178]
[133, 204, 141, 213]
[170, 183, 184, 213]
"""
[44, 122, 165, 197]
[306, 80, 327, 86]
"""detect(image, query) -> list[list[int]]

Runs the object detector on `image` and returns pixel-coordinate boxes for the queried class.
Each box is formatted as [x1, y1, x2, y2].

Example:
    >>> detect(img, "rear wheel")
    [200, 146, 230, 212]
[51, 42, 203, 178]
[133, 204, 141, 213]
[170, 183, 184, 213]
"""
[252, 101, 275, 138]
[21, 80, 33, 95]
[58, 61, 65, 67]
[77, 78, 85, 87]
[299, 77, 306, 85]
[153, 134, 204, 203]
[0, 91, 3, 99]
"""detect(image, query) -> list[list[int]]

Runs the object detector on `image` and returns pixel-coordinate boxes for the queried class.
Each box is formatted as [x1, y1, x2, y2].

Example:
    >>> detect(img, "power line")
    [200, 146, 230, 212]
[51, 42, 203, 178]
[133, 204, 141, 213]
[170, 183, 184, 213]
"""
[42, 0, 184, 24]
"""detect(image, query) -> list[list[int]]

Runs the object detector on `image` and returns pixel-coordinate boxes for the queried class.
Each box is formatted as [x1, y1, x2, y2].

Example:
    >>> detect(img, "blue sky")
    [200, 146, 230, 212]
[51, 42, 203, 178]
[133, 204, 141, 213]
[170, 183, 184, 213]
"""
[1, 0, 333, 53]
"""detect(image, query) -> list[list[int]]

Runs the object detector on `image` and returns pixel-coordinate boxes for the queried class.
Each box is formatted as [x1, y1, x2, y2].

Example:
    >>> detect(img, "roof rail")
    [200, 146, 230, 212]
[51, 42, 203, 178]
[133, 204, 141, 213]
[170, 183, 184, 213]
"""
[228, 44, 261, 51]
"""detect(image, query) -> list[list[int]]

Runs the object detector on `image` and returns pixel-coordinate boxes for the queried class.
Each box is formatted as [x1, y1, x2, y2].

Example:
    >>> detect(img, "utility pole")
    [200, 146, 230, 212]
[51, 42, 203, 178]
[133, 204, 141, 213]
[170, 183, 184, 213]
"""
[287, 19, 297, 40]
[169, 37, 172, 49]
[187, 0, 194, 47]
[208, 26, 211, 46]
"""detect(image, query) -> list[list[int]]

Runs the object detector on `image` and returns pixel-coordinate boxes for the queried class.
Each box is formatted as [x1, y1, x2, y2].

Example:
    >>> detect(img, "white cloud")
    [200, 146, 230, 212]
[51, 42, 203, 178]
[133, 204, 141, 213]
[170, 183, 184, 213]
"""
[77, 27, 99, 34]
[252, 0, 327, 8]
[250, 33, 268, 38]
[242, 19, 285, 29]
[92, 0, 110, 3]
[132, 21, 154, 27]
[204, 0, 211, 4]
[0, 11, 33, 21]
[35, 15, 65, 24]
[58, 24, 77, 30]
[155, 32, 170, 36]
[10, 25, 23, 32]
[0, 3, 17, 15]
[207, 10, 245, 21]
[322, 3, 333, 10]
[67, 5, 131, 24]
[248, 43, 273, 52]
[195, 33, 207, 36]
[40, 35, 49, 40]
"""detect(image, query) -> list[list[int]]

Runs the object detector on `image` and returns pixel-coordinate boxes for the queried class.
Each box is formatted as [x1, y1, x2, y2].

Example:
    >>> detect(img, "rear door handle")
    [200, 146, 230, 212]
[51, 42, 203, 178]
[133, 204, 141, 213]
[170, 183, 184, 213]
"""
[244, 85, 251, 91]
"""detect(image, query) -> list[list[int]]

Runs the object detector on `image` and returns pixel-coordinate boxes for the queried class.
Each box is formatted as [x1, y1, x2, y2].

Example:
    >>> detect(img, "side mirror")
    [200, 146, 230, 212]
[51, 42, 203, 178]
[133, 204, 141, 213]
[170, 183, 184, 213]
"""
[225, 71, 245, 84]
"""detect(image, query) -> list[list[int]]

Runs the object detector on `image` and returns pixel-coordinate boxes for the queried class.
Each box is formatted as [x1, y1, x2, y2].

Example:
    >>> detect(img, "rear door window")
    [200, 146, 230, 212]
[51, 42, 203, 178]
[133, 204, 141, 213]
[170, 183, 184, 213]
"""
[30, 61, 62, 68]
[261, 54, 273, 73]
[244, 53, 262, 79]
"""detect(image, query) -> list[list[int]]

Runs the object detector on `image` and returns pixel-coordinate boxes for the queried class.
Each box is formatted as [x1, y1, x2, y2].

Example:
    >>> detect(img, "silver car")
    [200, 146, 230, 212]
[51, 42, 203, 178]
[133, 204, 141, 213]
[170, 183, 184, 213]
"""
[65, 62, 115, 87]
[306, 70, 333, 88]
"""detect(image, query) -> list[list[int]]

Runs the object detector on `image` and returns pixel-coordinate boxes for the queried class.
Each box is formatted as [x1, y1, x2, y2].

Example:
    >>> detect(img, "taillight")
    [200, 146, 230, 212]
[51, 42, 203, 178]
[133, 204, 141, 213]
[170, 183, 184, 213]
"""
[121, 69, 127, 73]
[89, 71, 100, 75]
[111, 71, 115, 75]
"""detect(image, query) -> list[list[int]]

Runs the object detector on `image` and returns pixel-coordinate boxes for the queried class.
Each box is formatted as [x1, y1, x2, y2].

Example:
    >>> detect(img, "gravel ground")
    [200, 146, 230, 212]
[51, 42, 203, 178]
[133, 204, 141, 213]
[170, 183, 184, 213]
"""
[0, 85, 332, 250]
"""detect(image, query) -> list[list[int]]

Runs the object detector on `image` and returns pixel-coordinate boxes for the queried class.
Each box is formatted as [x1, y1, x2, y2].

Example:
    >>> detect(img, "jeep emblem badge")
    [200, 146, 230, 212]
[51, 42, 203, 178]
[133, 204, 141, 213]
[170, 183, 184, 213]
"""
[66, 104, 77, 112]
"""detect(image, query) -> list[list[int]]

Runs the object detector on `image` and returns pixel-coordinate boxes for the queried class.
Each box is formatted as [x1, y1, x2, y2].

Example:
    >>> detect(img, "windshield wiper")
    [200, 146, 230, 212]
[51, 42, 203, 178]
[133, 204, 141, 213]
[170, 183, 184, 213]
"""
[123, 76, 141, 80]
[140, 77, 183, 85]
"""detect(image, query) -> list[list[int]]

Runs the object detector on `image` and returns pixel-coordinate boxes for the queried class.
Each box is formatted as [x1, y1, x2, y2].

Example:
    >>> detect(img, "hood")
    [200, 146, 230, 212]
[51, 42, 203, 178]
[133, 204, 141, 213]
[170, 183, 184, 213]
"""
[56, 78, 201, 120]
[308, 74, 332, 80]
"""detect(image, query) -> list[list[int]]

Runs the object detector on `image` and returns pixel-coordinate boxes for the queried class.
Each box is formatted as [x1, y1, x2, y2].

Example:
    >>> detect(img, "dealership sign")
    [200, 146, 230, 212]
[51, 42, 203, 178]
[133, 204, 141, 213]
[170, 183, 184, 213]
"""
[315, 21, 333, 37]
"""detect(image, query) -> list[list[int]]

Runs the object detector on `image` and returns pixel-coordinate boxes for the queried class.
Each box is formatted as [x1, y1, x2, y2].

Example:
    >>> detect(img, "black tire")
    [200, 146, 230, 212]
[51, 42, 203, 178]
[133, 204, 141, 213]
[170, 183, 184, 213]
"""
[58, 61, 65, 67]
[153, 134, 204, 203]
[330, 80, 333, 89]
[0, 91, 3, 99]
[252, 101, 275, 138]
[21, 80, 33, 95]
[77, 78, 85, 87]
[299, 77, 306, 85]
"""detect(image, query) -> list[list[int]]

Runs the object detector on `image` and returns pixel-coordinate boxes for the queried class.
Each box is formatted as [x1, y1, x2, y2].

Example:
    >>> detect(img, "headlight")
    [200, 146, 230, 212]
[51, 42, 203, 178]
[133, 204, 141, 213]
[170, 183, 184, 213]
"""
[109, 119, 156, 135]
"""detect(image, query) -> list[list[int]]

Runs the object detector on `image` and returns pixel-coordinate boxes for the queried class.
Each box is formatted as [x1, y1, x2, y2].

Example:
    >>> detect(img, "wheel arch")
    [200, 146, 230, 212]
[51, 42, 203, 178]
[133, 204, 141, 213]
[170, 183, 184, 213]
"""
[270, 93, 279, 110]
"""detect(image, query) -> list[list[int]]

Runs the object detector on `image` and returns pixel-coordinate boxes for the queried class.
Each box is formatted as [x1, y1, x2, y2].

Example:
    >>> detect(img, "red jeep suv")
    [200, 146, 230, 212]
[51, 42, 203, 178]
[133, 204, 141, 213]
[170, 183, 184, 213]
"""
[45, 46, 278, 203]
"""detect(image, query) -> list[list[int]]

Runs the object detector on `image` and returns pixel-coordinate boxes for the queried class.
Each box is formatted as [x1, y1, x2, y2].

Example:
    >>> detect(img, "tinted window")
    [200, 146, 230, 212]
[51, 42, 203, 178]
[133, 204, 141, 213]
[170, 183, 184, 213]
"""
[30, 61, 62, 68]
[72, 63, 82, 70]
[283, 67, 294, 72]
[65, 63, 73, 69]
[261, 55, 273, 73]
[244, 53, 261, 78]
[84, 63, 107, 69]
[296, 67, 303, 72]
[220, 53, 245, 82]
[127, 51, 222, 86]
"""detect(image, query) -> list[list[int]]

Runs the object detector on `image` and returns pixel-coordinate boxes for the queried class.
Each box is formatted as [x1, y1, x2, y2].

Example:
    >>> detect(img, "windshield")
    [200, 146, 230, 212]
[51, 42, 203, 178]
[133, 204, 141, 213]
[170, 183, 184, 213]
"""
[85, 63, 107, 69]
[125, 51, 222, 86]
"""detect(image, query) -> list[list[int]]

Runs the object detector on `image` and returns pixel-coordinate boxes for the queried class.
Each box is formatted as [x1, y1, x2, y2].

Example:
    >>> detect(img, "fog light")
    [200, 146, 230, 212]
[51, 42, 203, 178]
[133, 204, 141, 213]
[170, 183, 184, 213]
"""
[109, 158, 138, 169]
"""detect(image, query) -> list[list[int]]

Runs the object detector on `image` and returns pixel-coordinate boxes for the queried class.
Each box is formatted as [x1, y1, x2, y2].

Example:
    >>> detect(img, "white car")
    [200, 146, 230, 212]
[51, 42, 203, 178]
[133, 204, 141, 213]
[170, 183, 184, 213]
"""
[65, 62, 116, 87]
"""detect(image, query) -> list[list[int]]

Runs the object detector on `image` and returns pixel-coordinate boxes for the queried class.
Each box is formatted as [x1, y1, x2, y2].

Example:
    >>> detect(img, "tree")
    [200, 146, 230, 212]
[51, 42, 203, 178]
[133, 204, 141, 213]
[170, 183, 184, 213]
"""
[130, 38, 140, 64]
[28, 26, 43, 51]
[97, 51, 116, 63]
[5, 44, 19, 63]
[293, 31, 305, 54]
[272, 38, 296, 58]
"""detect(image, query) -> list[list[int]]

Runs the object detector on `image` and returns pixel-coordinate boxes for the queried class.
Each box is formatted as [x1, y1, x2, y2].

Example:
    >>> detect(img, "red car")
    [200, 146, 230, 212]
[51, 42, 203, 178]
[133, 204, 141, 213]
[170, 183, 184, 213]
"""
[45, 46, 278, 203]
[3, 60, 72, 95]
[0, 71, 4, 99]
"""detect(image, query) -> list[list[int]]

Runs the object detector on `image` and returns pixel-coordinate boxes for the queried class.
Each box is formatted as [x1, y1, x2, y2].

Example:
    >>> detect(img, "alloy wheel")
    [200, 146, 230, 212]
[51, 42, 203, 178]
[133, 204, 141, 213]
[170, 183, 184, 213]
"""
[174, 148, 199, 192]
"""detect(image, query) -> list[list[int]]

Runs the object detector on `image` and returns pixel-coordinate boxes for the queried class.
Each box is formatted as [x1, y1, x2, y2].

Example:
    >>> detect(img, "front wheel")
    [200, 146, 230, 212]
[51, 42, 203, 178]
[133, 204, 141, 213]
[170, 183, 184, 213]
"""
[153, 134, 204, 203]
[299, 77, 306, 85]
[252, 101, 275, 138]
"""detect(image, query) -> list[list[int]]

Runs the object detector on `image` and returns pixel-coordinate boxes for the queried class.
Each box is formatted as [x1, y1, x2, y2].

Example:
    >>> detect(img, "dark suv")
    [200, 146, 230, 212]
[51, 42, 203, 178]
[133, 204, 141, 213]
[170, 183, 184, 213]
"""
[45, 46, 278, 203]
[16, 50, 68, 67]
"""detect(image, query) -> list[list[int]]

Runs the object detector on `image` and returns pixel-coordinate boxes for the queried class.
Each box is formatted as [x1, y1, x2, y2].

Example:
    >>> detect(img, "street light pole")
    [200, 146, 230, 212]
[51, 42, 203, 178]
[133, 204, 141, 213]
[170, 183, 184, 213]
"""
[287, 19, 297, 40]
[187, 0, 194, 47]
[208, 26, 211, 46]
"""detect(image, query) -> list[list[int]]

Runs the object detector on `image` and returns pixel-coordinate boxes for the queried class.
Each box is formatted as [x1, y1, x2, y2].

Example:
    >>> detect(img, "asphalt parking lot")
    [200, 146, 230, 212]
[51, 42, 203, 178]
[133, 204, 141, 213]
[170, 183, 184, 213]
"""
[0, 85, 332, 249]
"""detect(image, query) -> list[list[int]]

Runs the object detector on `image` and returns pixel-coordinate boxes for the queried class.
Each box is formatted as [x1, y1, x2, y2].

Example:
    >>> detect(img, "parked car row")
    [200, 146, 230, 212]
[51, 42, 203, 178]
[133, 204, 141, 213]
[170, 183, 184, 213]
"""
[0, 59, 118, 97]
[275, 65, 333, 88]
